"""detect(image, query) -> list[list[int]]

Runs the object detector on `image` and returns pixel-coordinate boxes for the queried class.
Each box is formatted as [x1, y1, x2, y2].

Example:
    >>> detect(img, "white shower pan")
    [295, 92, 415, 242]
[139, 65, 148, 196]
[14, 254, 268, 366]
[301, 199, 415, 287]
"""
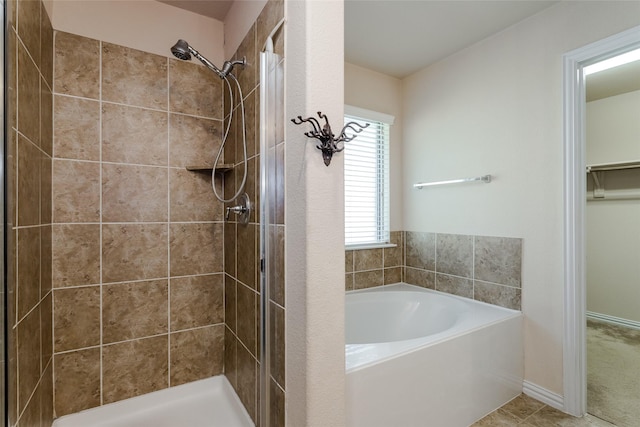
[52, 375, 254, 427]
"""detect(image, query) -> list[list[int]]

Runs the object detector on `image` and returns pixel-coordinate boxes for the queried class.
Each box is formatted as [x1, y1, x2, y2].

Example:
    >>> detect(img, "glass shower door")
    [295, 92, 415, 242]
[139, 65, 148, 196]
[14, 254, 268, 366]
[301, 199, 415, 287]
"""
[259, 40, 284, 427]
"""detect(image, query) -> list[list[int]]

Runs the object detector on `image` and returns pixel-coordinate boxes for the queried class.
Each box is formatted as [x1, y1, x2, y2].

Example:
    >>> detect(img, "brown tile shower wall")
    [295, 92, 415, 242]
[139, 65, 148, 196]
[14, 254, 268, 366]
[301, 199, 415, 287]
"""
[347, 232, 523, 310]
[6, 0, 54, 426]
[223, 1, 285, 426]
[50, 31, 226, 417]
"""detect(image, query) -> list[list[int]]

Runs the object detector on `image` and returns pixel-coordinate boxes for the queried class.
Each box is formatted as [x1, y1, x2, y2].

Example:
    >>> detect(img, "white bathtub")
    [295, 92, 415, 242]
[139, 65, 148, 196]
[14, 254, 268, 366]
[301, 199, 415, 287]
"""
[346, 283, 523, 427]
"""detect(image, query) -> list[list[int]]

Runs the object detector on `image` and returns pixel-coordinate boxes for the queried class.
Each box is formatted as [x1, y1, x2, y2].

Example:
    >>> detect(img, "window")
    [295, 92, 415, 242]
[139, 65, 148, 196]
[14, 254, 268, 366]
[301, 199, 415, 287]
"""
[344, 106, 393, 247]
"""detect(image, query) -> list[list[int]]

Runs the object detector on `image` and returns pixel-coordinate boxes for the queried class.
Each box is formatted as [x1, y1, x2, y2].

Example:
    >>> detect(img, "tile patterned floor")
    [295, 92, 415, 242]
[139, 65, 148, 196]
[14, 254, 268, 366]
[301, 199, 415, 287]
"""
[471, 394, 617, 426]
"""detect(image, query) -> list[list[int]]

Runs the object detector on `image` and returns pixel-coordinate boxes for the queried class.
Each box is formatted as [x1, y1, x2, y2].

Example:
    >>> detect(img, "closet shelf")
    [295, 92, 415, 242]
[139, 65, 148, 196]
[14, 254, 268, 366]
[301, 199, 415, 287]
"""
[186, 164, 234, 173]
[586, 160, 640, 173]
[586, 160, 640, 200]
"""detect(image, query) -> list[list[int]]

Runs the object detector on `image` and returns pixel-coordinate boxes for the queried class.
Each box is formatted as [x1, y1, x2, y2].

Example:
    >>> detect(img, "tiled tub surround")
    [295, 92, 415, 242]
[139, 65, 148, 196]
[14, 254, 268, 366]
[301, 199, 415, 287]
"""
[223, 1, 286, 425]
[51, 31, 227, 417]
[346, 231, 523, 310]
[345, 231, 405, 291]
[6, 0, 55, 425]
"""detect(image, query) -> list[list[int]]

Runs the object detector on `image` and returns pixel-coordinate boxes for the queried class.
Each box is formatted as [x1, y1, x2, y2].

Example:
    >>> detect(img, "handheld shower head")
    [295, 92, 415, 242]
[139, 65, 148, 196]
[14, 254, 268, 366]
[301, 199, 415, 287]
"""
[171, 39, 191, 61]
[170, 40, 246, 79]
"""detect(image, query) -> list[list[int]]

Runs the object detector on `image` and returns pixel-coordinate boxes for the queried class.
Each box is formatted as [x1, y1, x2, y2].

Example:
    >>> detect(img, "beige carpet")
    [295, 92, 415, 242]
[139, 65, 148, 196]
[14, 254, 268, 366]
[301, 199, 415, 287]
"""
[587, 319, 640, 427]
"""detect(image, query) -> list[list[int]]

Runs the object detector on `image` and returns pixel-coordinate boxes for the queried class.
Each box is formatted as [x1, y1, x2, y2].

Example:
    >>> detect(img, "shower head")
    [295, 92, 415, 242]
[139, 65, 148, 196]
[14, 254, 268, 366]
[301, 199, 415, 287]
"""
[170, 39, 191, 61]
[170, 39, 246, 79]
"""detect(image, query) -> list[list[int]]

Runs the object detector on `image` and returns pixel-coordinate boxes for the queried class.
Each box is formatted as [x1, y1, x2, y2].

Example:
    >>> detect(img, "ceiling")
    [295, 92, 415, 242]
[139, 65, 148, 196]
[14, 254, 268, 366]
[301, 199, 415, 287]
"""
[157, 0, 233, 21]
[345, 0, 558, 79]
[586, 60, 640, 102]
[156, 0, 639, 100]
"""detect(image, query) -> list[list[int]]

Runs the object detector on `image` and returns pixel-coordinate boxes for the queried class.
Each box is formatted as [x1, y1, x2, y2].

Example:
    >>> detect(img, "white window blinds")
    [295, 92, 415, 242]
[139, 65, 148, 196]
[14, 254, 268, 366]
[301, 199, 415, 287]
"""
[344, 110, 391, 246]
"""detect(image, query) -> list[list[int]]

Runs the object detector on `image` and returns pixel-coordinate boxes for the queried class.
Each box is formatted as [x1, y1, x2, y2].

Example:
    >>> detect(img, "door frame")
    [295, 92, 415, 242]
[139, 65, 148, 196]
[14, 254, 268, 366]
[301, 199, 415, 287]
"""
[562, 25, 640, 417]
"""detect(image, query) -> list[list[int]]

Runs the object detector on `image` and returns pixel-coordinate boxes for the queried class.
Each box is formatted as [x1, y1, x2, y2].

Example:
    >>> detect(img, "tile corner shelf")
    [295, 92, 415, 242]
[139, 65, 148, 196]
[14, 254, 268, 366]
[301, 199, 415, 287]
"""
[186, 164, 234, 174]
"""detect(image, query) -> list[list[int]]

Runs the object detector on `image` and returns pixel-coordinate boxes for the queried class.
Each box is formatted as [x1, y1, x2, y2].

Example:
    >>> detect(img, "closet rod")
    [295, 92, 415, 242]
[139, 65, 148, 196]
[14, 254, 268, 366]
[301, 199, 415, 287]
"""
[586, 160, 640, 173]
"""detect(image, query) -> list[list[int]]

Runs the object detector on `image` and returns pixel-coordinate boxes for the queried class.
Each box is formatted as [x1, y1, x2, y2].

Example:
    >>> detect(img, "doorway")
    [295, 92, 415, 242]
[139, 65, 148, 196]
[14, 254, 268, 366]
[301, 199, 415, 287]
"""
[563, 25, 640, 420]
[584, 47, 640, 426]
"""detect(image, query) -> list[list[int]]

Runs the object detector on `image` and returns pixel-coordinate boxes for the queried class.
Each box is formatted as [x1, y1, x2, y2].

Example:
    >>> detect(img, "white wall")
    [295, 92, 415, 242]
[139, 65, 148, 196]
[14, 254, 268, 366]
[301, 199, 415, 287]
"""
[285, 1, 346, 425]
[586, 90, 640, 323]
[586, 90, 640, 164]
[224, 0, 267, 59]
[587, 198, 640, 323]
[402, 1, 640, 396]
[50, 0, 224, 65]
[344, 62, 403, 231]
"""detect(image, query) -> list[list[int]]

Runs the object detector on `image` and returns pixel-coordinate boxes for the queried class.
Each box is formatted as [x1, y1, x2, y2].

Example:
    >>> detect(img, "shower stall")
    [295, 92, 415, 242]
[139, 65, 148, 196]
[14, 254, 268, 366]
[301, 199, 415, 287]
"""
[4, 0, 286, 425]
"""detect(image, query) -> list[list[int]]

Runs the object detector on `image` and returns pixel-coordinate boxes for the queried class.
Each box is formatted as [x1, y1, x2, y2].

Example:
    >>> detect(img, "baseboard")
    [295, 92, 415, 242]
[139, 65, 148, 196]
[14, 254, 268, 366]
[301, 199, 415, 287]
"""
[523, 381, 564, 411]
[587, 311, 640, 330]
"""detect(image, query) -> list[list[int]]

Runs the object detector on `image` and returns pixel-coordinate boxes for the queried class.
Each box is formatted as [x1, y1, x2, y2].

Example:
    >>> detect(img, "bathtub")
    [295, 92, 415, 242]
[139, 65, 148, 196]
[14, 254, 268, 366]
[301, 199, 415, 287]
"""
[346, 283, 523, 427]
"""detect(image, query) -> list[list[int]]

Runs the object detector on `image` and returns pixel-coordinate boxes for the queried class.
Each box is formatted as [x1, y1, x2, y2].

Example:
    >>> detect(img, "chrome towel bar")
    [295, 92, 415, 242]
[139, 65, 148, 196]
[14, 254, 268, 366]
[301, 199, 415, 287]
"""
[414, 174, 492, 189]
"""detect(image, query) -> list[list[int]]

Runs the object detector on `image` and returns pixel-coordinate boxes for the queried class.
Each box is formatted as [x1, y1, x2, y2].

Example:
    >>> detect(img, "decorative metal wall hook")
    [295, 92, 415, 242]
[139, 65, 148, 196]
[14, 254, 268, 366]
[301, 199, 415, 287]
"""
[291, 111, 369, 166]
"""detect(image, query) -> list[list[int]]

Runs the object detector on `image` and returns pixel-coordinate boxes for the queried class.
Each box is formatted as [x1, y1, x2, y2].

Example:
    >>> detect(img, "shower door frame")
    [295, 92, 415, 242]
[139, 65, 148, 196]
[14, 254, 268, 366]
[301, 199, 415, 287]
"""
[562, 24, 640, 417]
[259, 41, 284, 427]
[1, 0, 7, 424]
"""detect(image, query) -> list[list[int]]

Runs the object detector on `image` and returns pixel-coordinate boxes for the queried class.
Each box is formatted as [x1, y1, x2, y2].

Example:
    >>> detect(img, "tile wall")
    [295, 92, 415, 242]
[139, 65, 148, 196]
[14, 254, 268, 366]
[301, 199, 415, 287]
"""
[6, 0, 55, 425]
[223, 1, 286, 425]
[347, 231, 523, 310]
[51, 31, 226, 417]
[345, 231, 404, 291]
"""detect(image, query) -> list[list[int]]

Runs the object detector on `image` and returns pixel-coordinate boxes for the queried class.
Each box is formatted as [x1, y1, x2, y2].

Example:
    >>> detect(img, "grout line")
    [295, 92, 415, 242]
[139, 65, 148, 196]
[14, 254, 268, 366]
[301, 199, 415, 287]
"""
[473, 279, 522, 291]
[269, 299, 285, 311]
[168, 323, 225, 335]
[52, 93, 224, 123]
[51, 29, 57, 417]
[351, 265, 403, 274]
[434, 233, 438, 290]
[50, 93, 99, 104]
[166, 55, 172, 389]
[13, 223, 47, 230]
[15, 294, 42, 328]
[472, 236, 476, 299]
[49, 220, 224, 226]
[52, 322, 225, 357]
[13, 29, 19, 324]
[51, 272, 226, 291]
[234, 226, 239, 384]
[98, 39, 104, 407]
[235, 328, 259, 363]
[52, 157, 170, 169]
[516, 402, 547, 423]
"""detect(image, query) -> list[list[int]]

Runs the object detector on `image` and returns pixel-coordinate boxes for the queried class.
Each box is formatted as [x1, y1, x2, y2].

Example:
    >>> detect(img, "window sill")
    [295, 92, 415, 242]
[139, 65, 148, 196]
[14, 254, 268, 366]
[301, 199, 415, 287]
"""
[346, 243, 397, 251]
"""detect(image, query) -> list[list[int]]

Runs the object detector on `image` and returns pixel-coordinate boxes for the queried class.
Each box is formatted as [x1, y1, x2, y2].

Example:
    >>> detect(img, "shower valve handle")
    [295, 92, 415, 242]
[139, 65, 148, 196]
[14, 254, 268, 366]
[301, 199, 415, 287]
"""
[224, 193, 251, 224]
[225, 205, 247, 221]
